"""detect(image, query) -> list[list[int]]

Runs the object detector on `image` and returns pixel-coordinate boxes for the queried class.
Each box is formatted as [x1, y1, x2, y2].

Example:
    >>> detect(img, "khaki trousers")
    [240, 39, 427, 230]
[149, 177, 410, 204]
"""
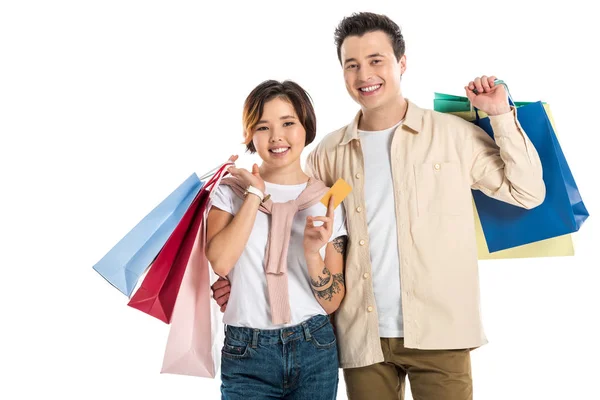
[343, 338, 472, 400]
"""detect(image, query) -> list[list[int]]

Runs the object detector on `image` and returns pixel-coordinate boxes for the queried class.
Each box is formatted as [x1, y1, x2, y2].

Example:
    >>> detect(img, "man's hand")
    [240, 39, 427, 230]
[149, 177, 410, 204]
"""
[211, 277, 231, 312]
[465, 75, 511, 116]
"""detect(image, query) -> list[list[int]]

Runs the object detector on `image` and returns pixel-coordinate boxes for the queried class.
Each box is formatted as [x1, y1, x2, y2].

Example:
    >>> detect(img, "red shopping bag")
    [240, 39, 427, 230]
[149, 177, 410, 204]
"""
[161, 161, 232, 377]
[127, 163, 231, 323]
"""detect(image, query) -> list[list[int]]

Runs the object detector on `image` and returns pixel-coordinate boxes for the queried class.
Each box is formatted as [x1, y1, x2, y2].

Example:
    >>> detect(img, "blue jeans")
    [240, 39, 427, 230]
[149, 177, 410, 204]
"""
[220, 314, 339, 400]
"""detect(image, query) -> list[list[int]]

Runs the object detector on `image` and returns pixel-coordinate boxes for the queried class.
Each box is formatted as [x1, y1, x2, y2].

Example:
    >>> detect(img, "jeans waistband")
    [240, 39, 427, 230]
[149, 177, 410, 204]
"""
[224, 314, 331, 348]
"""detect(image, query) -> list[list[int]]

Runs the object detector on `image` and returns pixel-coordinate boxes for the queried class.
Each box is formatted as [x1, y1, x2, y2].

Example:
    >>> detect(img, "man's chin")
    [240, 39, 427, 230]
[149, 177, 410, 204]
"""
[359, 98, 384, 111]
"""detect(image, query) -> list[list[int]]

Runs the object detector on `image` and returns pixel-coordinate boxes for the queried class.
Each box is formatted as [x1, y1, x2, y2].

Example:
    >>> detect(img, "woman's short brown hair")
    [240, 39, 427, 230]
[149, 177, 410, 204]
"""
[242, 80, 316, 153]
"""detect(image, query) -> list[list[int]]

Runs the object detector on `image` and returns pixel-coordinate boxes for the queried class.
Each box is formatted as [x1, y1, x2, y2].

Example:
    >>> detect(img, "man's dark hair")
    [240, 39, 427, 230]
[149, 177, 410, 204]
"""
[334, 12, 405, 63]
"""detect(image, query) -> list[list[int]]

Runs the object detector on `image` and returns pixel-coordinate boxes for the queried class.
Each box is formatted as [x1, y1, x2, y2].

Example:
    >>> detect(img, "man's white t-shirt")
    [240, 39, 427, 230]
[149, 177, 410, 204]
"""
[358, 120, 405, 337]
[211, 180, 348, 329]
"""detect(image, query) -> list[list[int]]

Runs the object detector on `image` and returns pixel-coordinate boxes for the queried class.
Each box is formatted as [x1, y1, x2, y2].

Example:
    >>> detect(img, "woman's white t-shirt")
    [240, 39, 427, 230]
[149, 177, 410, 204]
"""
[211, 181, 348, 329]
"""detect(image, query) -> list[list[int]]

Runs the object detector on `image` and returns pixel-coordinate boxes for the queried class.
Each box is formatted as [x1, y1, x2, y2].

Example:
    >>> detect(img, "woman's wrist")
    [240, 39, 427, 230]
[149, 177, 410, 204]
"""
[304, 248, 323, 262]
[243, 192, 262, 207]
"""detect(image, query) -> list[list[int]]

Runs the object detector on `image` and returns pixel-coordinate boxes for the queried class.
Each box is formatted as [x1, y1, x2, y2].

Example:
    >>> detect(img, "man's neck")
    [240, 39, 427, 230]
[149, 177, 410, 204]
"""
[358, 97, 408, 132]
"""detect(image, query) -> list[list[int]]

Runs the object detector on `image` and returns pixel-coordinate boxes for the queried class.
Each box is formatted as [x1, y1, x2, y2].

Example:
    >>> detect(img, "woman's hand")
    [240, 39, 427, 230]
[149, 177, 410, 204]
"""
[228, 163, 265, 193]
[304, 195, 335, 255]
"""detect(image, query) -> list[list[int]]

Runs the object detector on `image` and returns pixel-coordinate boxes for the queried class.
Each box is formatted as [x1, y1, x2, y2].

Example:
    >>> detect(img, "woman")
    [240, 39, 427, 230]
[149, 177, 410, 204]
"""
[206, 80, 347, 400]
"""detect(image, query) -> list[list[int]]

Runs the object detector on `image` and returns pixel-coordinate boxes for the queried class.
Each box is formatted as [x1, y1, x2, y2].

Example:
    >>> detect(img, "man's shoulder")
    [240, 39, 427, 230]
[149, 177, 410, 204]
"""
[304, 122, 350, 177]
[416, 103, 466, 123]
[413, 104, 477, 137]
[312, 124, 348, 153]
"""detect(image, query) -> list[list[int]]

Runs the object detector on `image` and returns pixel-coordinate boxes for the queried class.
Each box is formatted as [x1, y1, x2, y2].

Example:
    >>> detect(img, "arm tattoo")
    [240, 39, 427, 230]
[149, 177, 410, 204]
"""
[310, 267, 332, 289]
[332, 236, 347, 254]
[310, 267, 345, 302]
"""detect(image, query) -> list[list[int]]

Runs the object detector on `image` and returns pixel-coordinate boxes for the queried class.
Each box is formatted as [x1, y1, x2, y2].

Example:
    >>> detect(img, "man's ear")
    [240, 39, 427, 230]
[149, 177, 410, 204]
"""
[399, 54, 407, 76]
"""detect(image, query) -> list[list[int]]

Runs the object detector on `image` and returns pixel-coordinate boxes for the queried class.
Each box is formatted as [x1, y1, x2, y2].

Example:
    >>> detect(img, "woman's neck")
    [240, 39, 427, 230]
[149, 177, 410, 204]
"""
[259, 160, 308, 185]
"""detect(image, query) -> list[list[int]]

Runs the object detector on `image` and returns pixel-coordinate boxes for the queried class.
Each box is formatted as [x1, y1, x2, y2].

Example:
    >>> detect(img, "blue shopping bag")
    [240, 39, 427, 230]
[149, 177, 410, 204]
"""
[472, 101, 589, 252]
[93, 173, 204, 296]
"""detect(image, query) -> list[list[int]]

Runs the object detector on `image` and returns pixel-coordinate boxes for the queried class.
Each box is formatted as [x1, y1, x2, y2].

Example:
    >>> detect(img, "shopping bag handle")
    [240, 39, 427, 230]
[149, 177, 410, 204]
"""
[203, 162, 233, 191]
[199, 162, 229, 181]
[199, 152, 253, 181]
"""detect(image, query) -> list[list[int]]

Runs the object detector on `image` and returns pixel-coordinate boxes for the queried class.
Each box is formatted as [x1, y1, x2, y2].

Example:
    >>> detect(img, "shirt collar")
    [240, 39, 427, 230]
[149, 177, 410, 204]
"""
[339, 99, 424, 146]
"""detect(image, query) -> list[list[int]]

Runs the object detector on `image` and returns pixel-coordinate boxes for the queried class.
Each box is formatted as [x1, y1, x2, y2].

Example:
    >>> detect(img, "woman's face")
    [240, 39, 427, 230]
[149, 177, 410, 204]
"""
[251, 97, 306, 169]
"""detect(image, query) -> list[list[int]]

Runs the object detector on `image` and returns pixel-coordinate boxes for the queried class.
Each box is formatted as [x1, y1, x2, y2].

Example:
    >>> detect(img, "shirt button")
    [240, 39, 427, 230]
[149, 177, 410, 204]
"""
[367, 306, 374, 312]
[363, 273, 369, 279]
[434, 163, 441, 170]
[356, 206, 362, 213]
[355, 173, 361, 179]
[359, 239, 366, 246]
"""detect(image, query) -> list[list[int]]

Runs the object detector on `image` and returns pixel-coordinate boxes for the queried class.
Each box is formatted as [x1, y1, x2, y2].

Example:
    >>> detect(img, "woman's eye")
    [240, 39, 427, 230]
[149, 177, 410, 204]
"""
[283, 122, 295, 127]
[256, 126, 268, 131]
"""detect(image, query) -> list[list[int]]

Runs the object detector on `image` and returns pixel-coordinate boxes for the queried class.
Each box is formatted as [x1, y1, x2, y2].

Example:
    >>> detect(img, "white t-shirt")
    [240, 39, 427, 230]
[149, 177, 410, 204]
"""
[210, 180, 348, 329]
[358, 120, 404, 337]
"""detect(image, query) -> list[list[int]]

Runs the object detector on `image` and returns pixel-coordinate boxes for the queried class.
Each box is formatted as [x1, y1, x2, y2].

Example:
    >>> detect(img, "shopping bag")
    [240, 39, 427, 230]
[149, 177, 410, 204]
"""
[160, 163, 231, 377]
[434, 90, 589, 253]
[435, 94, 575, 258]
[472, 199, 574, 259]
[160, 211, 221, 377]
[92, 173, 203, 296]
[127, 163, 231, 323]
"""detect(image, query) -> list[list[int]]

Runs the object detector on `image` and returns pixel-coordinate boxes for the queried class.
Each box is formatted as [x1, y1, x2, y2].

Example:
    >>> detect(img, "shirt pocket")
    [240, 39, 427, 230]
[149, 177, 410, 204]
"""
[413, 161, 470, 216]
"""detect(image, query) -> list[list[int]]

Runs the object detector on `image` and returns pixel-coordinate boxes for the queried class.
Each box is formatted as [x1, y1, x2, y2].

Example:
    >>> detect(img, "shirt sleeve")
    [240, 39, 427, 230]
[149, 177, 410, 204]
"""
[305, 145, 335, 186]
[210, 184, 236, 215]
[329, 203, 348, 242]
[468, 107, 546, 209]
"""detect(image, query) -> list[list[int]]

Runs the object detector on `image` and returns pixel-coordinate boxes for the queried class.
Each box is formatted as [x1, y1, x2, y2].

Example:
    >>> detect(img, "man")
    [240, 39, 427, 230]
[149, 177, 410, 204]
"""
[212, 11, 545, 400]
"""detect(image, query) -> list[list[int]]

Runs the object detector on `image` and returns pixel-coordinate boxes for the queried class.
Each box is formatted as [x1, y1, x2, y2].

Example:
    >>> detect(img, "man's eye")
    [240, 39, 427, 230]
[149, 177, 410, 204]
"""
[346, 64, 357, 70]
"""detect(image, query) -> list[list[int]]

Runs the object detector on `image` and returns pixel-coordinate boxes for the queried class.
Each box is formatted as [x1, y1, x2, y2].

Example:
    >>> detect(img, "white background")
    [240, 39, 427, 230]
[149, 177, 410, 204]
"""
[1, 0, 598, 399]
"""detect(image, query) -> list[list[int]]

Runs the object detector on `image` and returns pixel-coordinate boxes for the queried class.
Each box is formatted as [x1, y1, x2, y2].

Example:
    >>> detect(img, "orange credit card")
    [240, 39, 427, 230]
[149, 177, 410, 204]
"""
[320, 178, 352, 209]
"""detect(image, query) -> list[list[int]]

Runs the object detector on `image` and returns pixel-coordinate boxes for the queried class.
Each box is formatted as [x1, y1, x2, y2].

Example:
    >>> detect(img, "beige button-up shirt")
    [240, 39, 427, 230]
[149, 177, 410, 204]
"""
[305, 100, 545, 369]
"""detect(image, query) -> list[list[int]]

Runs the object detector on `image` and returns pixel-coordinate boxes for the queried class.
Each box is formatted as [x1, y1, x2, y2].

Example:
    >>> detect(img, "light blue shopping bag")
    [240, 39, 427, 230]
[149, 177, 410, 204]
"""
[93, 173, 203, 296]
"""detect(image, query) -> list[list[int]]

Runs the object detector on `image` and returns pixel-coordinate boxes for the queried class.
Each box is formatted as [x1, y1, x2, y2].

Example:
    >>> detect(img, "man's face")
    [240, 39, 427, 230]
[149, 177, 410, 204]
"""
[340, 30, 406, 111]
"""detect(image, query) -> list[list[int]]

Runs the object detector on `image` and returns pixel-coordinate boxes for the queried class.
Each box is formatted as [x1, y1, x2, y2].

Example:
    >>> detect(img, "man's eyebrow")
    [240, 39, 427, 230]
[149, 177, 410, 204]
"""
[344, 53, 385, 65]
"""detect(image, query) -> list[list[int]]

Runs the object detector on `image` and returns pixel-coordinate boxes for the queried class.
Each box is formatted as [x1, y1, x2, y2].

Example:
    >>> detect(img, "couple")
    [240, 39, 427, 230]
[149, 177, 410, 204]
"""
[207, 11, 545, 400]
